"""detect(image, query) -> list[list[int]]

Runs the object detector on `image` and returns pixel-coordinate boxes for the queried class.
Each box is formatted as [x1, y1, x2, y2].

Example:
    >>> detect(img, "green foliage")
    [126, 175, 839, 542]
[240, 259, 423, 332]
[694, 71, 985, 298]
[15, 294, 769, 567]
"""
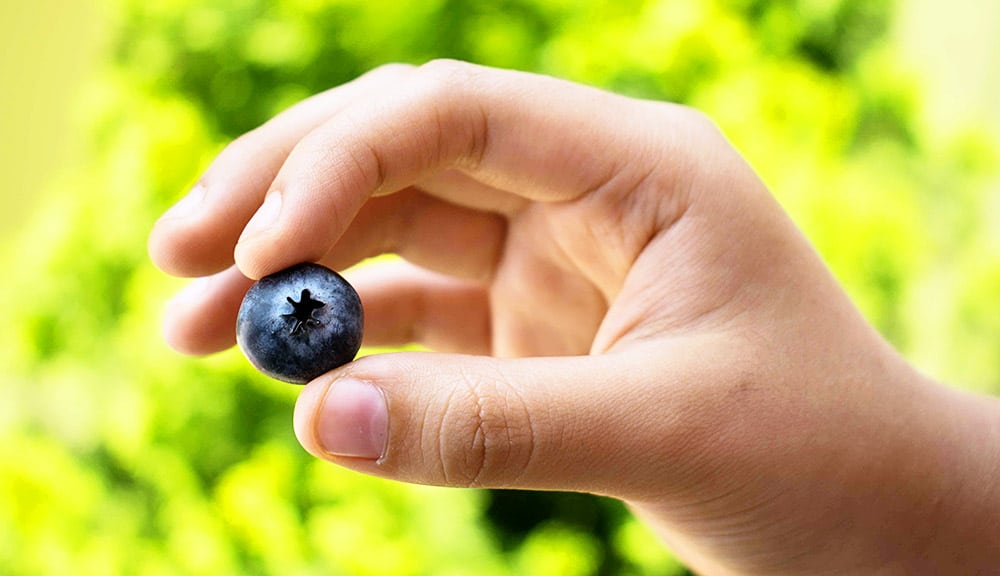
[2, 0, 998, 574]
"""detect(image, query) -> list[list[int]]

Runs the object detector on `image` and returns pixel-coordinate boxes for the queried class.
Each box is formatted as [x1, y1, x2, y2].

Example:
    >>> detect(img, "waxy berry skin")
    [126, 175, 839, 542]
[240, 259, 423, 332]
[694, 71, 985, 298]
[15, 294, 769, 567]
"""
[236, 263, 364, 384]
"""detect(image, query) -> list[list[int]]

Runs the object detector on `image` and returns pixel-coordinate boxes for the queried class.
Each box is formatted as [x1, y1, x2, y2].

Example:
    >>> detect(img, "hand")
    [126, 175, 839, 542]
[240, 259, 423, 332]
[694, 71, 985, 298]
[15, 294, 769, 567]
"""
[149, 60, 1000, 574]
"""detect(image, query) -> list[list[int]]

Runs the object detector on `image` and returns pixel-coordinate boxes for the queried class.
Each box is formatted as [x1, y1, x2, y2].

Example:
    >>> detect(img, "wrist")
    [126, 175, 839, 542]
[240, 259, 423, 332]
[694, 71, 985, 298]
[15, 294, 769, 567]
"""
[842, 356, 1000, 575]
[622, 350, 1000, 576]
[899, 376, 1000, 572]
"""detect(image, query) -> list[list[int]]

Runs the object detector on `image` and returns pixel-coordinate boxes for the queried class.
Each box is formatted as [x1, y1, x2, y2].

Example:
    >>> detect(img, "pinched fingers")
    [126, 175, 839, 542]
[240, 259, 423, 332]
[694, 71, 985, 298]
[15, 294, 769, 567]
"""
[154, 60, 718, 358]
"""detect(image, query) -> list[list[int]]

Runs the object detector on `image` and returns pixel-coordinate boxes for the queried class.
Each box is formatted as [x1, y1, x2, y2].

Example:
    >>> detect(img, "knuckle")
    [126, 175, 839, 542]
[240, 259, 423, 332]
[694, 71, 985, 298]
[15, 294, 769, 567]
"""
[431, 366, 536, 488]
[407, 59, 490, 167]
[651, 102, 726, 146]
[415, 58, 479, 91]
[645, 103, 745, 209]
[410, 59, 476, 114]
[676, 105, 722, 136]
[367, 62, 416, 79]
[219, 128, 264, 161]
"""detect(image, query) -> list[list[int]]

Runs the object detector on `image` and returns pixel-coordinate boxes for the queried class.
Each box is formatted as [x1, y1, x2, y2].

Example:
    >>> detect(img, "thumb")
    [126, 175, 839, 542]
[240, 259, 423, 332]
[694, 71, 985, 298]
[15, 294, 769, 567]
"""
[293, 348, 712, 498]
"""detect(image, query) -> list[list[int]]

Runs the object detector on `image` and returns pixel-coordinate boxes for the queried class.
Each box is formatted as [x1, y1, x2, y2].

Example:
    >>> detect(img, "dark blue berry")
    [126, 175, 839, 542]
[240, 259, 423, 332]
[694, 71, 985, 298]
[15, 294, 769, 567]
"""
[236, 263, 364, 384]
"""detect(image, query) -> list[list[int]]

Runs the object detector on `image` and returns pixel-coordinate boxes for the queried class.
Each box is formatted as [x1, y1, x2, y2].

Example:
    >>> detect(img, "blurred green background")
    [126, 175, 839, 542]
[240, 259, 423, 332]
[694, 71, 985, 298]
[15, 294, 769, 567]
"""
[1, 0, 998, 574]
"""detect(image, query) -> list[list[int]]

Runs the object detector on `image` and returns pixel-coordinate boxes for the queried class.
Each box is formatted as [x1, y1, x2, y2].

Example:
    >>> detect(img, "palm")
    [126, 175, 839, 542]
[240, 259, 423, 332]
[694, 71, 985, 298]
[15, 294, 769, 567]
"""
[488, 204, 612, 357]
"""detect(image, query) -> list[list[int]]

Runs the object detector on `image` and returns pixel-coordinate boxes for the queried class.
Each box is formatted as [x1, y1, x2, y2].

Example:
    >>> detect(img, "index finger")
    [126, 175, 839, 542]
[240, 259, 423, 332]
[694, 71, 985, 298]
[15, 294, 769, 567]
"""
[234, 60, 693, 279]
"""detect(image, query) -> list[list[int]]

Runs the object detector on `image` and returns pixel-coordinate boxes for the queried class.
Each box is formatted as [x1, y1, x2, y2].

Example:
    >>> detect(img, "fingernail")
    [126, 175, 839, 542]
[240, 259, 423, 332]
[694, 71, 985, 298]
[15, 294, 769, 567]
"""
[161, 184, 206, 221]
[240, 191, 282, 241]
[317, 379, 388, 460]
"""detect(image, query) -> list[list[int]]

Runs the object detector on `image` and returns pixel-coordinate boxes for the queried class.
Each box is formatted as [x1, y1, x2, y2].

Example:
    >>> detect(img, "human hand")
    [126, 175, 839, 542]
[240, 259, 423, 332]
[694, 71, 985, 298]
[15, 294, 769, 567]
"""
[149, 61, 1000, 574]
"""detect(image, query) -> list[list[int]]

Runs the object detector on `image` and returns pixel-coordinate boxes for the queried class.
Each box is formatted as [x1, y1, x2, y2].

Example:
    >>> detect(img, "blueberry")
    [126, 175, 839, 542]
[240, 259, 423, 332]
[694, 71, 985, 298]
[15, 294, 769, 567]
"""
[236, 263, 364, 384]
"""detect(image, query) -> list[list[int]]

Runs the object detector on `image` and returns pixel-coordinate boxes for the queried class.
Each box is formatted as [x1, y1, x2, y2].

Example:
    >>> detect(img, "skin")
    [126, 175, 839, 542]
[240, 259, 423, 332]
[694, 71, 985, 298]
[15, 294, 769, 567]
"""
[148, 60, 1000, 575]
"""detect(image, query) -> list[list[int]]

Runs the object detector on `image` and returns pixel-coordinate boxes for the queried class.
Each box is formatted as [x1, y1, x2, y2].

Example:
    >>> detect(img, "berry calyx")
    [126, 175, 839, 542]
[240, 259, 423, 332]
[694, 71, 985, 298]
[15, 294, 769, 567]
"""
[283, 289, 325, 335]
